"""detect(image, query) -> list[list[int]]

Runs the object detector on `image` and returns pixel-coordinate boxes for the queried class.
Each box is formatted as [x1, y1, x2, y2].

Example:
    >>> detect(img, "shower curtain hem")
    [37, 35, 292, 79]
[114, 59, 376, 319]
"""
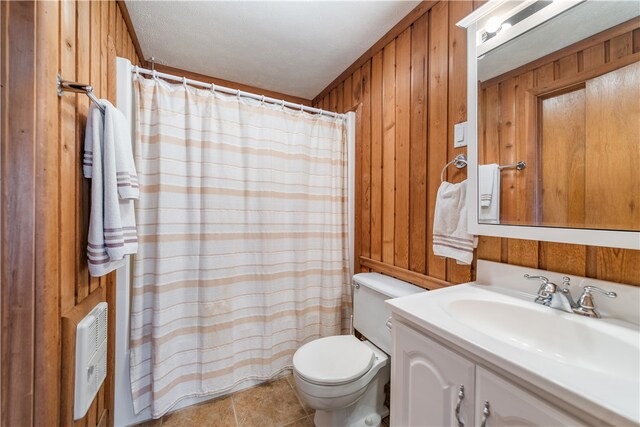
[145, 365, 295, 419]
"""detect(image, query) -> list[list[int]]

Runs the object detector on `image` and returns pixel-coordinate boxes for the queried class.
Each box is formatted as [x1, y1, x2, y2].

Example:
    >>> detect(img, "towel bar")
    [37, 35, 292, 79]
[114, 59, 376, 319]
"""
[57, 75, 105, 113]
[440, 154, 527, 182]
[498, 161, 527, 170]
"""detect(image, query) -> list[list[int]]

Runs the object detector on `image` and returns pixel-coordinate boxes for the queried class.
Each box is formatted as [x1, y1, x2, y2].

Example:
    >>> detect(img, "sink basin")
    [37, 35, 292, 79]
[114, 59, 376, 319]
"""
[446, 298, 640, 380]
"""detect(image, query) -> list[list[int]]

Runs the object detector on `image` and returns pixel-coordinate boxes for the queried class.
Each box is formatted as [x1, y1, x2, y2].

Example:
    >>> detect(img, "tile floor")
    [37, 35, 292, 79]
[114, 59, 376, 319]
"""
[137, 374, 314, 427]
[136, 373, 390, 427]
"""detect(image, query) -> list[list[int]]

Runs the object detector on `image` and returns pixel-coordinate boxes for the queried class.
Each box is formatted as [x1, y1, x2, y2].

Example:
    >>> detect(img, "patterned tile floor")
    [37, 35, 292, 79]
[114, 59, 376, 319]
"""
[136, 373, 390, 427]
[137, 374, 314, 427]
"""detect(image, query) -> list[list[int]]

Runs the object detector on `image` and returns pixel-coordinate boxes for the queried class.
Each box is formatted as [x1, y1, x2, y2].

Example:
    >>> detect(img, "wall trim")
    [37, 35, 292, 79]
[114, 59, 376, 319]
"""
[360, 257, 453, 290]
[151, 63, 312, 106]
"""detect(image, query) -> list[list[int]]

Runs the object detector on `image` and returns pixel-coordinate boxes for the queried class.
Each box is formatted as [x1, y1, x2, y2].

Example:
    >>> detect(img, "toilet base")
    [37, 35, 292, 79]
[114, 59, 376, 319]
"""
[311, 364, 389, 427]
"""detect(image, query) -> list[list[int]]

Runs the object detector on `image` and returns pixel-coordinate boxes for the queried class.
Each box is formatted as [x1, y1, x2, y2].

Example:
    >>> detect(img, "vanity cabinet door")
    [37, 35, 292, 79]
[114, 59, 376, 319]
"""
[475, 366, 583, 427]
[391, 322, 475, 427]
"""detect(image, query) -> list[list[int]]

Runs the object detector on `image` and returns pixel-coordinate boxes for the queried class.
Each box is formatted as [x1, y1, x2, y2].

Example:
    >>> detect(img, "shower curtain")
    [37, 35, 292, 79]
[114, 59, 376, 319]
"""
[129, 75, 351, 417]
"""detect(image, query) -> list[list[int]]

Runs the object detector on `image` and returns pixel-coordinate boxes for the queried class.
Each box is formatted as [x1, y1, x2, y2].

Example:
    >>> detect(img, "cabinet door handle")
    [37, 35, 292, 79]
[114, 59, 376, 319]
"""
[454, 384, 465, 427]
[385, 317, 393, 331]
[480, 401, 490, 427]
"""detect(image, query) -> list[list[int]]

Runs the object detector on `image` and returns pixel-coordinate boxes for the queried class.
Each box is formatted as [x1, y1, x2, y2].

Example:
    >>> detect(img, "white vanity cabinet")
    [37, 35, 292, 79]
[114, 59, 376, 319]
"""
[391, 321, 475, 427]
[391, 321, 583, 427]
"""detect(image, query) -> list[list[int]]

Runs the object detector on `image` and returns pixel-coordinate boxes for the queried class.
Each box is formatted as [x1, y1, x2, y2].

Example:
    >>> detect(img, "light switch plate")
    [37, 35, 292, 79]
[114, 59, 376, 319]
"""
[454, 122, 467, 148]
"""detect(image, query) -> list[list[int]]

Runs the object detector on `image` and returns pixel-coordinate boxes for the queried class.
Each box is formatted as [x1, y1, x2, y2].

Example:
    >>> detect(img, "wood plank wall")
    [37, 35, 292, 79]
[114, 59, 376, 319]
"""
[1, 2, 140, 426]
[313, 1, 479, 289]
[313, 1, 640, 288]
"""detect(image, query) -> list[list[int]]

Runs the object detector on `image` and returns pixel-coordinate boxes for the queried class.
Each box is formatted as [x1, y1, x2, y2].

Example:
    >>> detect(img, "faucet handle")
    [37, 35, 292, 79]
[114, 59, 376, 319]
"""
[524, 274, 557, 293]
[583, 285, 617, 298]
[524, 274, 557, 305]
[561, 276, 571, 286]
[524, 274, 549, 285]
[574, 286, 617, 318]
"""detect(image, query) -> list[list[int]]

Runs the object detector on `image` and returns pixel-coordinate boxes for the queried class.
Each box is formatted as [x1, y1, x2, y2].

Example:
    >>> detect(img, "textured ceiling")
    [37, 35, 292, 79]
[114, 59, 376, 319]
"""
[125, 1, 420, 100]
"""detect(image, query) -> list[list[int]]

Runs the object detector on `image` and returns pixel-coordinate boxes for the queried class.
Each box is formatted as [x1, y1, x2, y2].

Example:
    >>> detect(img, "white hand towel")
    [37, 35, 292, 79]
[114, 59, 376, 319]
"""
[433, 180, 477, 265]
[478, 164, 500, 224]
[83, 100, 139, 277]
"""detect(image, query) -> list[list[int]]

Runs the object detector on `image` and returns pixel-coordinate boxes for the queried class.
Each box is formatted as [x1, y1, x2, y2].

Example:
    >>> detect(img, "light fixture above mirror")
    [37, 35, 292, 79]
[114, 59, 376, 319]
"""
[480, 0, 554, 44]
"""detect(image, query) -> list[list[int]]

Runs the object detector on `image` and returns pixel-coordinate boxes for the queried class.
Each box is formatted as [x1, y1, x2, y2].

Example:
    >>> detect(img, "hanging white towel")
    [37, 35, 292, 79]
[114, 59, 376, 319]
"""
[433, 180, 477, 265]
[478, 164, 500, 224]
[83, 100, 139, 277]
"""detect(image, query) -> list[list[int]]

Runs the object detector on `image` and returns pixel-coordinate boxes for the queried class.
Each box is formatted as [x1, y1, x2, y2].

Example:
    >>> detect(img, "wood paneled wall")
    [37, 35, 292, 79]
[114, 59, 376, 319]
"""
[313, 1, 479, 289]
[314, 1, 640, 288]
[1, 1, 139, 426]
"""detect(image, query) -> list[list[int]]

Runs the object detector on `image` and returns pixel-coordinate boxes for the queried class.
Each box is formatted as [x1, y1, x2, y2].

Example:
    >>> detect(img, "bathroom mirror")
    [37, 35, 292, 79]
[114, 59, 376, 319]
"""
[459, 0, 640, 249]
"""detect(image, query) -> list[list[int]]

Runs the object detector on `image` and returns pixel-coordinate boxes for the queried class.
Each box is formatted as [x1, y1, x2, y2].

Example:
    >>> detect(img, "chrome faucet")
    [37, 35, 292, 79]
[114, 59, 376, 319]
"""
[524, 274, 617, 318]
[524, 274, 574, 313]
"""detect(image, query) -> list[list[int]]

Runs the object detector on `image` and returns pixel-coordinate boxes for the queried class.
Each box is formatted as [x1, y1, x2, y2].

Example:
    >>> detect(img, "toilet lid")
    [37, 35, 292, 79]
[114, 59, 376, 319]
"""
[293, 335, 374, 385]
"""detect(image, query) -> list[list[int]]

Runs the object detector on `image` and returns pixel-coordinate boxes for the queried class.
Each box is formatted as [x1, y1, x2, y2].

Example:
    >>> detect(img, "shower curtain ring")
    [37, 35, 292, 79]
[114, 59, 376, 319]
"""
[280, 100, 285, 109]
[260, 95, 265, 106]
[152, 69, 157, 80]
[300, 103, 304, 112]
[182, 76, 187, 86]
[210, 83, 216, 93]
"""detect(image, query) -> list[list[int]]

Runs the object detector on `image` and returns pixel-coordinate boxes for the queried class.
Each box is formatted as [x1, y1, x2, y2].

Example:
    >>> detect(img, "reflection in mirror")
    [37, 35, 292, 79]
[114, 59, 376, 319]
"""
[476, 0, 640, 231]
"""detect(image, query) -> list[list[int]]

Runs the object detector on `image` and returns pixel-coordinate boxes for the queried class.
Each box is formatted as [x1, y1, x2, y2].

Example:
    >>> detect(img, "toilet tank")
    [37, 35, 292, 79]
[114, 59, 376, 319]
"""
[352, 273, 424, 355]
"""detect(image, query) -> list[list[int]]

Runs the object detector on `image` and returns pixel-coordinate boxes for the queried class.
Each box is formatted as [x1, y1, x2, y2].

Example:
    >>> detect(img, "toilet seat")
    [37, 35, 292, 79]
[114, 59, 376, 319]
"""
[293, 335, 374, 385]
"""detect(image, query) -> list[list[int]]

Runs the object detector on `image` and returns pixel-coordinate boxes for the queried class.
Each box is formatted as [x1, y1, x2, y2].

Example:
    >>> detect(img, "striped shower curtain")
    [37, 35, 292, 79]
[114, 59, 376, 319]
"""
[129, 76, 351, 417]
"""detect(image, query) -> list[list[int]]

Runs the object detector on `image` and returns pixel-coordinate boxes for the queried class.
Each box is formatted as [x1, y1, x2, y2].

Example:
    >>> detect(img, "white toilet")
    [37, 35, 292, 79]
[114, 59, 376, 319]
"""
[292, 273, 424, 427]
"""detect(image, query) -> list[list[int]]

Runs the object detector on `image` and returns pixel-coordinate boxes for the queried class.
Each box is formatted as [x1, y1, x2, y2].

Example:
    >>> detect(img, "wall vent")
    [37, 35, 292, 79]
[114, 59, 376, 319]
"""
[74, 302, 108, 420]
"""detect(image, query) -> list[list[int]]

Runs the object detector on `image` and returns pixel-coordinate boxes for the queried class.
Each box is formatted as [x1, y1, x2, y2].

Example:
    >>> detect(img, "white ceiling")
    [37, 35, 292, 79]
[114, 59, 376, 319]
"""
[125, 1, 420, 100]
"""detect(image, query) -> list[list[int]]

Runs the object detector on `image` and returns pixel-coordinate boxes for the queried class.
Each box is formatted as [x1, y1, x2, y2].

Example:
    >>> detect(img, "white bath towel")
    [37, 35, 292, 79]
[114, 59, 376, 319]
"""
[478, 164, 500, 224]
[83, 100, 139, 276]
[433, 180, 477, 265]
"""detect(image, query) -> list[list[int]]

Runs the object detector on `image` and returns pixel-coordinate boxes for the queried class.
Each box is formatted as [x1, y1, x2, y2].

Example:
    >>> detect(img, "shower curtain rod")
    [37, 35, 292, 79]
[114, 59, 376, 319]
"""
[131, 66, 346, 119]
